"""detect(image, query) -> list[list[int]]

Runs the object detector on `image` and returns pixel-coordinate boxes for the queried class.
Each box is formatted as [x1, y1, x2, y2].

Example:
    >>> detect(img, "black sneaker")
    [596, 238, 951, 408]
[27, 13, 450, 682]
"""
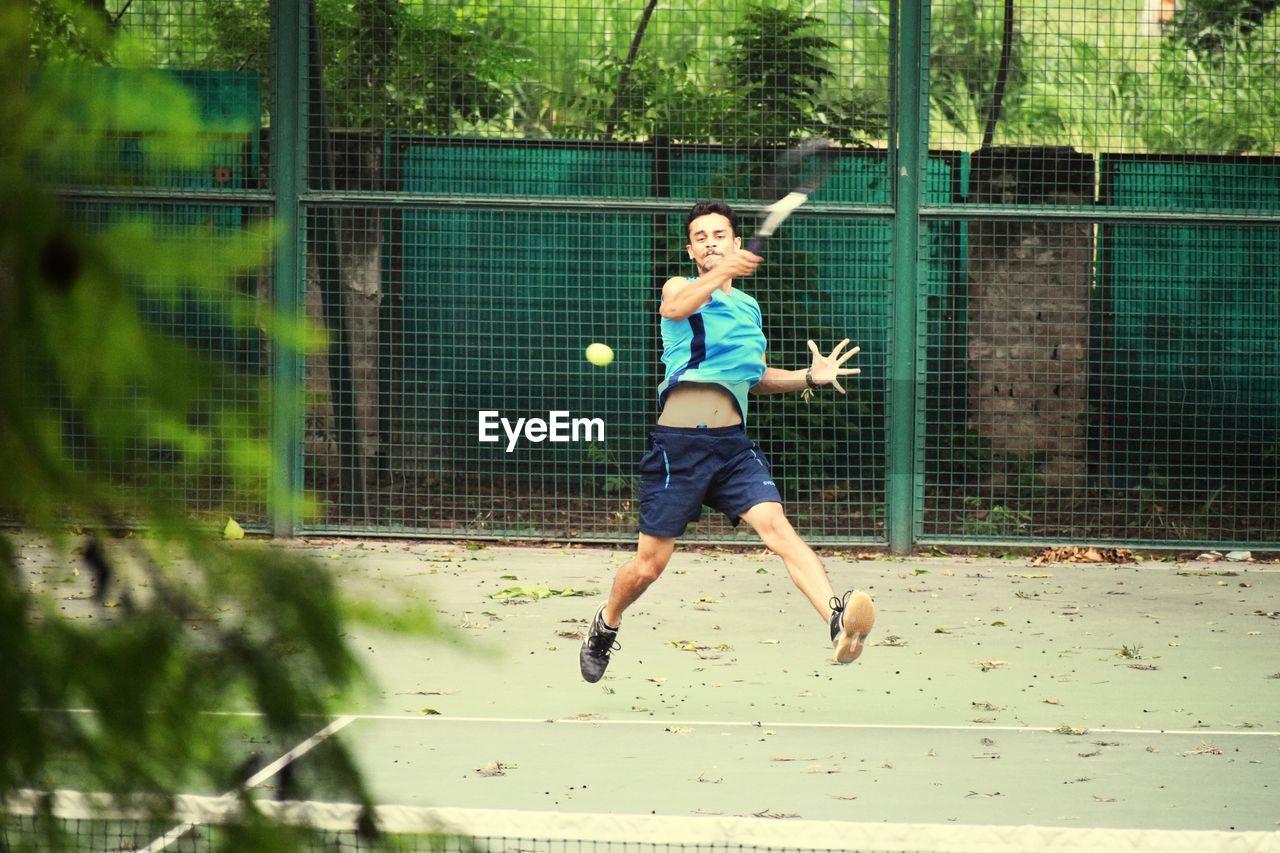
[830, 590, 876, 664]
[579, 607, 620, 683]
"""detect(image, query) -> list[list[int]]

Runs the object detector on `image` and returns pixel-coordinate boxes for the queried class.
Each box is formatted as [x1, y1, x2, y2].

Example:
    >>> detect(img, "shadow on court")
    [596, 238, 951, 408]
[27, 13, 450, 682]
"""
[296, 540, 1279, 836]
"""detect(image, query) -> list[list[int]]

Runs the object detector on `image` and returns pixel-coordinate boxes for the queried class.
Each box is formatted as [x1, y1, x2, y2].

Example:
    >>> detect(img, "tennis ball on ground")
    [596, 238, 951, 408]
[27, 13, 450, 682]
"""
[223, 517, 245, 540]
[585, 342, 614, 367]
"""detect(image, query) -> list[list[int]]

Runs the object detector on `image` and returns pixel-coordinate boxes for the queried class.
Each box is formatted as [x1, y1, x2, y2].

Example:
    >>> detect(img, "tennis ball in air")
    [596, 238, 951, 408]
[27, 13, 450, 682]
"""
[585, 342, 614, 367]
[223, 517, 245, 540]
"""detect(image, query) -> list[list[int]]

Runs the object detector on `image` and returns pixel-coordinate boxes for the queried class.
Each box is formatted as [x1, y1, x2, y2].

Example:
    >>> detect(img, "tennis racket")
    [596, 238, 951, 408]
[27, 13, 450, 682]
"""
[745, 137, 838, 254]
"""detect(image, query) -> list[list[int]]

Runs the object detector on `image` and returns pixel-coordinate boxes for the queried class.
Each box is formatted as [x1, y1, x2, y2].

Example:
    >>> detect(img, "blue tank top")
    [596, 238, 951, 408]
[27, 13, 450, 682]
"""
[657, 285, 767, 421]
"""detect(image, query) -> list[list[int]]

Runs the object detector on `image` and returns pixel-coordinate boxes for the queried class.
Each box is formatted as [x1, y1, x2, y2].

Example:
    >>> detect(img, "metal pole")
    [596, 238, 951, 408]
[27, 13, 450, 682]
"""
[269, 0, 305, 538]
[888, 0, 924, 554]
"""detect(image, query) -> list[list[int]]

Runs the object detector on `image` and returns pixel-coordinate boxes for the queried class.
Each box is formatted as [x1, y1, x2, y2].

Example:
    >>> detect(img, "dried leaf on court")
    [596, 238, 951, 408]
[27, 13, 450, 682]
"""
[1042, 697, 1062, 705]
[475, 761, 515, 777]
[770, 755, 818, 762]
[1030, 546, 1134, 566]
[1053, 724, 1089, 736]
[489, 585, 600, 601]
[668, 640, 731, 658]
[1180, 743, 1223, 757]
[753, 809, 800, 819]
[1092, 795, 1117, 803]
[665, 726, 694, 735]
[877, 635, 908, 647]
[976, 660, 1008, 671]
[966, 790, 1002, 798]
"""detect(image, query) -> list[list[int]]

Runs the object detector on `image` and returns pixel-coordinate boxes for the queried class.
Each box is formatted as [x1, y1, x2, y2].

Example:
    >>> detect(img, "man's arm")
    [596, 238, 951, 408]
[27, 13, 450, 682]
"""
[659, 250, 762, 321]
[751, 367, 809, 395]
[751, 339, 861, 396]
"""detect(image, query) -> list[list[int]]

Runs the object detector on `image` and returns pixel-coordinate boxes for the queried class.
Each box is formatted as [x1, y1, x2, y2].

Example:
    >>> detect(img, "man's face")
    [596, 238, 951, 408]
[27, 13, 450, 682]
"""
[686, 213, 740, 275]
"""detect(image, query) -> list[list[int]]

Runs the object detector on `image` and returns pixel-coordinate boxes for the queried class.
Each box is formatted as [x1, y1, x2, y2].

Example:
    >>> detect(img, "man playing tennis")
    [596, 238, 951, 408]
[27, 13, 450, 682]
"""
[580, 199, 875, 683]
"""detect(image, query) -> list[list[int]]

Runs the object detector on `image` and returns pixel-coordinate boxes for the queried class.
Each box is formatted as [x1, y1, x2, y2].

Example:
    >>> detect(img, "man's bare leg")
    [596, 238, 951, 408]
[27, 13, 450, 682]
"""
[740, 502, 835, 620]
[581, 533, 676, 683]
[741, 502, 875, 662]
[602, 532, 676, 626]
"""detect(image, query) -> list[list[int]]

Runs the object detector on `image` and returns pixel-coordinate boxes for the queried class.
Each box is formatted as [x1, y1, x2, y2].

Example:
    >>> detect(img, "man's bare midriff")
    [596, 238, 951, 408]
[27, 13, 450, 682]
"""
[656, 382, 743, 428]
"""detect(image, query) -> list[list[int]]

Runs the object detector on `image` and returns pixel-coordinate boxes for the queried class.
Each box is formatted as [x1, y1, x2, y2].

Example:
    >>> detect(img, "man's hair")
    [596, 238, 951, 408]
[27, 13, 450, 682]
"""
[684, 200, 738, 239]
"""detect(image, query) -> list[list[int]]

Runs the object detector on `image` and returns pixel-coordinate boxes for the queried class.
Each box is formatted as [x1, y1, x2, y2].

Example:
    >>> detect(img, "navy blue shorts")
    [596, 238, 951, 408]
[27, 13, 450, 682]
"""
[637, 425, 784, 538]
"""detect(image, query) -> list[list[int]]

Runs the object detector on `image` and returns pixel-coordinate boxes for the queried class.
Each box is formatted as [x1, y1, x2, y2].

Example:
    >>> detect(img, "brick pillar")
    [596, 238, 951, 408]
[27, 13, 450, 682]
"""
[967, 147, 1095, 492]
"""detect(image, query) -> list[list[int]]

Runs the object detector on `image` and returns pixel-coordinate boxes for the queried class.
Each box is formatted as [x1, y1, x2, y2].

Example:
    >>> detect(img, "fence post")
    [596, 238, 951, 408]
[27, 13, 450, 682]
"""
[888, 0, 924, 554]
[269, 0, 305, 538]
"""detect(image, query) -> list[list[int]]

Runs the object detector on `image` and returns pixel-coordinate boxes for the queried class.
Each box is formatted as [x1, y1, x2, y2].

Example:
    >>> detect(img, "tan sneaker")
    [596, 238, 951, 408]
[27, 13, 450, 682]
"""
[830, 590, 875, 663]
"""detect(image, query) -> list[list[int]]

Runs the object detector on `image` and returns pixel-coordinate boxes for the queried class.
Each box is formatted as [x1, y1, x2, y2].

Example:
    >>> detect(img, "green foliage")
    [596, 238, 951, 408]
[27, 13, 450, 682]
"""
[1141, 35, 1280, 154]
[931, 0, 1279, 155]
[568, 49, 722, 141]
[27, 0, 110, 63]
[960, 497, 1032, 536]
[1167, 0, 1280, 55]
[2, 3, 412, 847]
[586, 443, 636, 495]
[717, 3, 886, 147]
[198, 0, 272, 78]
[929, 0, 1029, 142]
[317, 0, 524, 132]
[185, 0, 525, 133]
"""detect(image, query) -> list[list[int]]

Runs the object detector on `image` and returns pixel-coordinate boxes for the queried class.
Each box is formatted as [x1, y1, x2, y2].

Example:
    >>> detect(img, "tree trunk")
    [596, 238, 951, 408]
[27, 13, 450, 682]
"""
[333, 133, 384, 477]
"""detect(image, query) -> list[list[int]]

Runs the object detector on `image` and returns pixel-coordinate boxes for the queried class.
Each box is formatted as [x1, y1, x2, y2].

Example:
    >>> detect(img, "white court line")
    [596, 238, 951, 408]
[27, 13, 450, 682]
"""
[140, 715, 356, 852]
[56, 707, 1280, 737]
[336, 712, 1280, 739]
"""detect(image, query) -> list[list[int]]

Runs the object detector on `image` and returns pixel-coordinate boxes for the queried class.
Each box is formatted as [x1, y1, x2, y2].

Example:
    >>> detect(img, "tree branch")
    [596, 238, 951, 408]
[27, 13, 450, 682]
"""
[605, 0, 660, 140]
[982, 0, 1015, 150]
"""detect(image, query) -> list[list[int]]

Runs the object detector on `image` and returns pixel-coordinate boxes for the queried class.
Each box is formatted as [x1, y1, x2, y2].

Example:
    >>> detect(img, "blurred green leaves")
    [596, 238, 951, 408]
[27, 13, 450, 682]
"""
[1, 3, 391, 848]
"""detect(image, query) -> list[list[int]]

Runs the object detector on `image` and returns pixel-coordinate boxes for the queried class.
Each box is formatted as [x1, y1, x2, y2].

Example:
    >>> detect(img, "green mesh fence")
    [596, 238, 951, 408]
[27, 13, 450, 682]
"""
[918, 0, 1280, 547]
[58, 199, 274, 526]
[18, 0, 1280, 549]
[16, 7, 272, 531]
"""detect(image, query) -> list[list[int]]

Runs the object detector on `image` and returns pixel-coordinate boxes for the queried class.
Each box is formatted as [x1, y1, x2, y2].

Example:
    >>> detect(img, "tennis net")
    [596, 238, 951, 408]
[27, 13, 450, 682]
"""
[4, 789, 1278, 852]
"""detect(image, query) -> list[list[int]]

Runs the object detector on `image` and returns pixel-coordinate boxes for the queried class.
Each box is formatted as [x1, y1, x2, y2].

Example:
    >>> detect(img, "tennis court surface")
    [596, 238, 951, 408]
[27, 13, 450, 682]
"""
[11, 537, 1280, 851]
